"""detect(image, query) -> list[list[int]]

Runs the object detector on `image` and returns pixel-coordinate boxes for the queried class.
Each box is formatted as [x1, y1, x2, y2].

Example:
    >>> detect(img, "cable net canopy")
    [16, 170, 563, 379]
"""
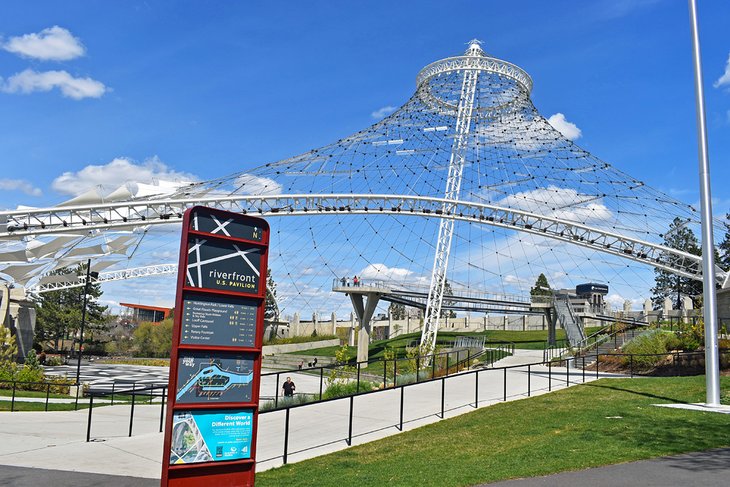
[160, 42, 709, 313]
[1, 42, 722, 316]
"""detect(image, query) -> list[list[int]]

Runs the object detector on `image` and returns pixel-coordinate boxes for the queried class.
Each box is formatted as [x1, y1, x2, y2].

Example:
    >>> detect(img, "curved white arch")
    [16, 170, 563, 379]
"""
[2, 193, 725, 286]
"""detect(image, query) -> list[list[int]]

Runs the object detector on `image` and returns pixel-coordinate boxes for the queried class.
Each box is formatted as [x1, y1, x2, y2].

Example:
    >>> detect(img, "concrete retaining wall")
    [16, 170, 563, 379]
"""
[262, 338, 340, 356]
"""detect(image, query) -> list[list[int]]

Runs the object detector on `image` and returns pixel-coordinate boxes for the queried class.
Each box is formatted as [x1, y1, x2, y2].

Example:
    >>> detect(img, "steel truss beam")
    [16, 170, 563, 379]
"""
[31, 263, 178, 293]
[2, 193, 725, 286]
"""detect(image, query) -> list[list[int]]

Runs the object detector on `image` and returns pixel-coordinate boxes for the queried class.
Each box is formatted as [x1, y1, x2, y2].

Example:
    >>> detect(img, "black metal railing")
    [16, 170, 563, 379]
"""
[0, 379, 76, 412]
[260, 347, 729, 466]
[85, 382, 168, 442]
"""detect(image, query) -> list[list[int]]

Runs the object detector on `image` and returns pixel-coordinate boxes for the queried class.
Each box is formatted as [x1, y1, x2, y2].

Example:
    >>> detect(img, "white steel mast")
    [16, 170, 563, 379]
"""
[420, 41, 482, 358]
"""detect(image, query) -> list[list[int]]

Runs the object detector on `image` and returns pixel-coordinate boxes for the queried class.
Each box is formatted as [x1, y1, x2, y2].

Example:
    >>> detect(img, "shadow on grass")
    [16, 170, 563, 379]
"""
[580, 381, 690, 404]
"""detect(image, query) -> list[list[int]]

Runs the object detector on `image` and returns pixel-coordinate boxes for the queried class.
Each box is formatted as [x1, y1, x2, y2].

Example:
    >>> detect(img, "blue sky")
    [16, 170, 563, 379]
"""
[2, 1, 730, 312]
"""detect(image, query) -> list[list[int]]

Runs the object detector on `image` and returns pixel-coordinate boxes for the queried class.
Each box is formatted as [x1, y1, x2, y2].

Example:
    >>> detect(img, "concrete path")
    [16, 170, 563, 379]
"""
[0, 363, 613, 480]
[482, 447, 730, 486]
[1, 439, 727, 486]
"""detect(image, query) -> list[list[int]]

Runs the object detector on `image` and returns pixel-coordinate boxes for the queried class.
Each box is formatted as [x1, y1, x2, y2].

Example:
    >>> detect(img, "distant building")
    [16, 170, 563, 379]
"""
[575, 283, 609, 313]
[120, 303, 172, 323]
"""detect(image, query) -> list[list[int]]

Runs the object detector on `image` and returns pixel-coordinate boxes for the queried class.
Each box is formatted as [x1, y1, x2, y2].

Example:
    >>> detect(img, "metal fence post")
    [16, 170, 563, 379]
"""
[398, 386, 404, 431]
[503, 368, 507, 401]
[11, 382, 16, 412]
[319, 367, 324, 399]
[275, 373, 280, 408]
[596, 354, 600, 379]
[86, 395, 94, 442]
[432, 352, 436, 379]
[566, 359, 570, 386]
[356, 362, 361, 393]
[527, 364, 531, 397]
[474, 370, 479, 408]
[416, 355, 420, 383]
[111, 381, 115, 405]
[45, 383, 50, 412]
[383, 360, 387, 387]
[347, 395, 354, 446]
[159, 387, 166, 433]
[440, 377, 446, 418]
[129, 384, 136, 437]
[582, 356, 586, 383]
[548, 362, 552, 391]
[394, 357, 398, 386]
[283, 407, 290, 464]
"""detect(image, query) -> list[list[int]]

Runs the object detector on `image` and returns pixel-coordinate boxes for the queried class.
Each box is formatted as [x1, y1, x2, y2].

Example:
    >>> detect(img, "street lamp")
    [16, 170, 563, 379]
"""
[75, 259, 99, 387]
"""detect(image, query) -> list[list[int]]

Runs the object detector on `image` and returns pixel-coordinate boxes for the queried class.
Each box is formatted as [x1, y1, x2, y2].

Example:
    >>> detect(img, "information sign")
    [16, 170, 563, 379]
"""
[180, 295, 258, 347]
[162, 207, 268, 487]
[170, 409, 254, 464]
[176, 351, 255, 404]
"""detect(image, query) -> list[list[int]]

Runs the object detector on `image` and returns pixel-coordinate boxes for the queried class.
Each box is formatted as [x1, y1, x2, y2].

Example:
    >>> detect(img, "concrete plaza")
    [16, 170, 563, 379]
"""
[0, 350, 617, 480]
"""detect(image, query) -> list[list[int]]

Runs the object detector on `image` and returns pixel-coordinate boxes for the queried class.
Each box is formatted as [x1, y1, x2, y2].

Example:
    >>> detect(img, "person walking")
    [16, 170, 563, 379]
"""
[282, 377, 296, 397]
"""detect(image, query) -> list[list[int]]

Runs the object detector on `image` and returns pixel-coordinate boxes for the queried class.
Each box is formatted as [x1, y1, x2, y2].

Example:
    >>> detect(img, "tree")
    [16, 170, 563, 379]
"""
[33, 263, 109, 351]
[530, 273, 552, 299]
[441, 279, 457, 318]
[719, 212, 730, 269]
[651, 217, 702, 310]
[388, 302, 406, 320]
[265, 269, 279, 321]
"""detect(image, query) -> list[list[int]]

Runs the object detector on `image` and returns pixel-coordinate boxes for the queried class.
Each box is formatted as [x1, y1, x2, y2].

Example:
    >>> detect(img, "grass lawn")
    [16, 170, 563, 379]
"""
[258, 375, 730, 487]
[0, 388, 72, 399]
[0, 400, 92, 412]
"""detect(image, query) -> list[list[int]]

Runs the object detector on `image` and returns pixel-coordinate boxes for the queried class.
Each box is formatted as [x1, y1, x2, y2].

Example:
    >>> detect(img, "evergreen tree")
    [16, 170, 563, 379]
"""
[265, 269, 279, 320]
[388, 302, 406, 320]
[530, 273, 552, 299]
[651, 217, 702, 310]
[33, 263, 108, 351]
[441, 279, 457, 318]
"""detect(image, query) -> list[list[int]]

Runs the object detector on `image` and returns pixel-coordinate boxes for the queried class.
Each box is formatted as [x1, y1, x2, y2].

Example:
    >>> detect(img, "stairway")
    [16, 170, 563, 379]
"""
[553, 295, 585, 347]
[592, 327, 644, 356]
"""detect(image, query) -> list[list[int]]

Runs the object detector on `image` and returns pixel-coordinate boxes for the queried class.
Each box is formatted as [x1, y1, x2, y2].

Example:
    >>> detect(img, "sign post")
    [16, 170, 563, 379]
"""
[162, 206, 269, 486]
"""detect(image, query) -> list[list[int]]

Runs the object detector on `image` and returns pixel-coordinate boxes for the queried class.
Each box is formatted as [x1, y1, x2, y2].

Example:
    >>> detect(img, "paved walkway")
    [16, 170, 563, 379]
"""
[482, 447, 730, 486]
[0, 359, 613, 480]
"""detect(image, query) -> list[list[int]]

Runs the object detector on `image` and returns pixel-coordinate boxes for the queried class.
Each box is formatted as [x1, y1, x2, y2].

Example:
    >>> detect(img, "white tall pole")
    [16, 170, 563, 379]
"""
[687, 0, 721, 406]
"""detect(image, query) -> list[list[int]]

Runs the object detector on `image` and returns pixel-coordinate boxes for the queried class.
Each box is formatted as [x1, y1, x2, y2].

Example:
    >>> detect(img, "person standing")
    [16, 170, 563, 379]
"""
[353, 275, 359, 286]
[282, 377, 296, 397]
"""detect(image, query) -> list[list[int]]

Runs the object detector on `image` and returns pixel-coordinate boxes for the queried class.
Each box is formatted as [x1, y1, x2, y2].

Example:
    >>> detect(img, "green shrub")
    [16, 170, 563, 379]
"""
[622, 329, 676, 369]
[259, 394, 313, 412]
[323, 380, 375, 399]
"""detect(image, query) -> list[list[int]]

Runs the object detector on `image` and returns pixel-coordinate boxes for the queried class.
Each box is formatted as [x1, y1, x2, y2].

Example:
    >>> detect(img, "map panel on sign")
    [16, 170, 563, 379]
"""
[176, 351, 255, 404]
[180, 295, 258, 347]
[190, 210, 264, 242]
[185, 237, 262, 293]
[169, 409, 253, 465]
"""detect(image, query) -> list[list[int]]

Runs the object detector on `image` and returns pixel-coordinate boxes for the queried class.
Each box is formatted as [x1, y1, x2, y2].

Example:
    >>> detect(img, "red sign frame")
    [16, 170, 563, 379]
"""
[162, 206, 269, 486]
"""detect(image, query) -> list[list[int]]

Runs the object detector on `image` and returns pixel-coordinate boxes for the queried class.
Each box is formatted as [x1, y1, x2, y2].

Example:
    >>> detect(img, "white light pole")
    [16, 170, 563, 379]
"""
[687, 0, 720, 406]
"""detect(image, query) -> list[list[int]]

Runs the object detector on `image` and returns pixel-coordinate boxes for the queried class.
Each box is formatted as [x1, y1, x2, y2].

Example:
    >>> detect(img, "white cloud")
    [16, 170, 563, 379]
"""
[52, 157, 197, 196]
[605, 293, 645, 311]
[371, 105, 396, 119]
[0, 178, 42, 196]
[359, 263, 413, 281]
[233, 174, 282, 195]
[547, 113, 582, 140]
[2, 26, 85, 61]
[498, 186, 612, 224]
[1, 69, 106, 99]
[714, 53, 730, 89]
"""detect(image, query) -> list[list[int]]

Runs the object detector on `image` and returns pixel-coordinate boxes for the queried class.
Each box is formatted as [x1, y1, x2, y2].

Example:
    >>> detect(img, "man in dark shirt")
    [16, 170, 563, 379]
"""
[282, 377, 296, 397]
